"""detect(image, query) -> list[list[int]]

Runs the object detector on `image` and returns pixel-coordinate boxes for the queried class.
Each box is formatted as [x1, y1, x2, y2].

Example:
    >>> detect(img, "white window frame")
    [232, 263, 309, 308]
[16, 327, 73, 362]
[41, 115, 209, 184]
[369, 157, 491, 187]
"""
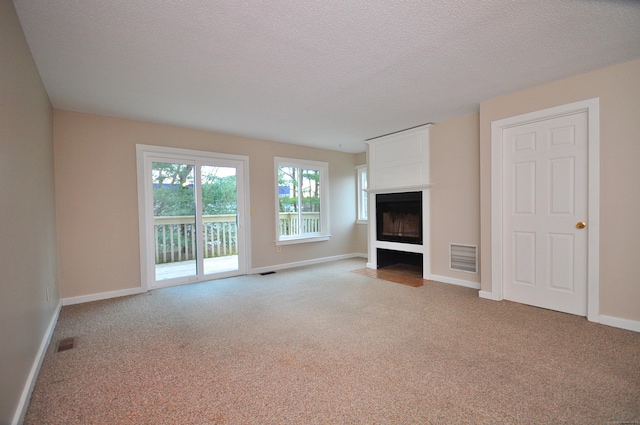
[356, 164, 368, 224]
[275, 157, 330, 245]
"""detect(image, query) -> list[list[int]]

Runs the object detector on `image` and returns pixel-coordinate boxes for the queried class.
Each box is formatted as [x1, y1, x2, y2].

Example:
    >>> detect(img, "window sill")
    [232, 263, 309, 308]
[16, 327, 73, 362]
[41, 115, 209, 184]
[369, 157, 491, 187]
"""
[356, 220, 368, 225]
[276, 235, 331, 246]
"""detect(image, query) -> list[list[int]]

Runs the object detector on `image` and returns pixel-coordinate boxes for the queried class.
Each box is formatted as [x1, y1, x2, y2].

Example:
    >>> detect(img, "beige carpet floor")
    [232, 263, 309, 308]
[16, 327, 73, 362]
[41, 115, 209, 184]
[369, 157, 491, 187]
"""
[25, 259, 640, 424]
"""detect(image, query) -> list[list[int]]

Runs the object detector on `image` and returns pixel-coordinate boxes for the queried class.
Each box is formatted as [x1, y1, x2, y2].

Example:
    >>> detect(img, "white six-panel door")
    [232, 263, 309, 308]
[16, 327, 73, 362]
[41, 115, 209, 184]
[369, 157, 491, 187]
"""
[502, 111, 588, 315]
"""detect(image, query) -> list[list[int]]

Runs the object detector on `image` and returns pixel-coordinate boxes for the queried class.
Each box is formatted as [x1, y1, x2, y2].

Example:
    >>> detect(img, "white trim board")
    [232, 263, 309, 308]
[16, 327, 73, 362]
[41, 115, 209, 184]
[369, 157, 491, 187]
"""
[62, 287, 145, 306]
[63, 254, 370, 305]
[479, 293, 639, 333]
[430, 274, 480, 290]
[490, 98, 600, 322]
[250, 253, 366, 275]
[12, 301, 62, 425]
[599, 315, 640, 333]
[479, 290, 501, 301]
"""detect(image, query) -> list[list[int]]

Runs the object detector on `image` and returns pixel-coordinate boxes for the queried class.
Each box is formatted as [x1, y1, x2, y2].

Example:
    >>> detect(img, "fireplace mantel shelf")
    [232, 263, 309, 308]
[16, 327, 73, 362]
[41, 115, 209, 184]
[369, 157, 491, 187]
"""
[364, 184, 433, 194]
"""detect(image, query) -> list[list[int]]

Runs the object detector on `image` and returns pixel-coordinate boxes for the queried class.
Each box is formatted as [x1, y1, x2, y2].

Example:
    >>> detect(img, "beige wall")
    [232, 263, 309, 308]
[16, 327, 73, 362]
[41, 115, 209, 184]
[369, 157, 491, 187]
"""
[479, 58, 640, 322]
[0, 2, 59, 423]
[431, 113, 481, 283]
[54, 110, 363, 298]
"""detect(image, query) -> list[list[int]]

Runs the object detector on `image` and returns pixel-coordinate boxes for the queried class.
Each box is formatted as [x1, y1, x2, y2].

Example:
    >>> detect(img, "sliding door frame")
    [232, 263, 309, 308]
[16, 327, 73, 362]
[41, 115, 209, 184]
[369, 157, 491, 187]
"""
[136, 144, 251, 290]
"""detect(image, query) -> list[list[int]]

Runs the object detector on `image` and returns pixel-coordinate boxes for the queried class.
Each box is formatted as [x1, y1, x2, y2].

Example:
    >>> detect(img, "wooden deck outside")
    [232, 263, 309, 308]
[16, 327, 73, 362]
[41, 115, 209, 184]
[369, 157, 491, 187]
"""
[155, 255, 239, 281]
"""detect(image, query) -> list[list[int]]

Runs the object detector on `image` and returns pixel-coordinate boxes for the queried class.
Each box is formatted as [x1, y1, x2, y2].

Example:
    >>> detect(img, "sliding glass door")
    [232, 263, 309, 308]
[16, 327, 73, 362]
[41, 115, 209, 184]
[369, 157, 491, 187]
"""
[200, 164, 239, 275]
[137, 146, 248, 289]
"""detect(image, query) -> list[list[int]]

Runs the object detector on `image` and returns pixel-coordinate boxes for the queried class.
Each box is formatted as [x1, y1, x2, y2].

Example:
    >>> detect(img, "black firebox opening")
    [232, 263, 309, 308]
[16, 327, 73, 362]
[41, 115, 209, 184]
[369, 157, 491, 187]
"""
[377, 248, 423, 269]
[376, 191, 422, 245]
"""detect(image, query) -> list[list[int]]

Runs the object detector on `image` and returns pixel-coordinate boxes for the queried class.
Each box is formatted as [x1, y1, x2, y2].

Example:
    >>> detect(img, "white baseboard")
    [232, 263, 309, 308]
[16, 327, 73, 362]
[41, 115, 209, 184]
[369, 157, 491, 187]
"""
[599, 314, 640, 333]
[430, 274, 480, 290]
[474, 293, 639, 333]
[12, 300, 62, 425]
[64, 255, 371, 304]
[479, 290, 501, 301]
[251, 253, 366, 275]
[62, 287, 145, 306]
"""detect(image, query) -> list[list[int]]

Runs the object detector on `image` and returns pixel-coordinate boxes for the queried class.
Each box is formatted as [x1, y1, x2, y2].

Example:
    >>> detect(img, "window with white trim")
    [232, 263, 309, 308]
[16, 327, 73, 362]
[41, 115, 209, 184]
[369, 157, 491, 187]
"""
[356, 165, 368, 223]
[275, 157, 330, 244]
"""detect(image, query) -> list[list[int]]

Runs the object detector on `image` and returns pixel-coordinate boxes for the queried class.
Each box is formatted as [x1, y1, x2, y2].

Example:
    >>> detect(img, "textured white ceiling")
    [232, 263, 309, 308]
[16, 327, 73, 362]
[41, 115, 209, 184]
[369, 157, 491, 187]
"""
[13, 0, 640, 153]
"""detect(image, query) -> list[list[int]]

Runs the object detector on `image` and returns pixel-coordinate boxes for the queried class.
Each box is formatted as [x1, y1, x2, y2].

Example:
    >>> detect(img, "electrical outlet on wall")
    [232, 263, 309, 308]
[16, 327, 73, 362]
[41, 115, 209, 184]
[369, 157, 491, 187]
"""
[276, 246, 282, 253]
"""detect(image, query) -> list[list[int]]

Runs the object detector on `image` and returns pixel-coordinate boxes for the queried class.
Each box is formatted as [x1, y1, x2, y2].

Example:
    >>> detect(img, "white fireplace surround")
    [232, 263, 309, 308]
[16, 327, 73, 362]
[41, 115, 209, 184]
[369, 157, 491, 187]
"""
[365, 124, 432, 279]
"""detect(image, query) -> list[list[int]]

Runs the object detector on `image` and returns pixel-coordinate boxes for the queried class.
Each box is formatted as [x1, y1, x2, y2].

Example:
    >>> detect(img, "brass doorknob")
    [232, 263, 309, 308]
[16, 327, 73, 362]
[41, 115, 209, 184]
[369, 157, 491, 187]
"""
[576, 221, 586, 229]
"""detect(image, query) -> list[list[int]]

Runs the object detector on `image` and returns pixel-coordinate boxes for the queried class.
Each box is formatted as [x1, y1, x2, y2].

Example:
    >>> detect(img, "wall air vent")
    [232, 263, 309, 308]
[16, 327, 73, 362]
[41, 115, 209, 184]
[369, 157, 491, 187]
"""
[450, 244, 478, 274]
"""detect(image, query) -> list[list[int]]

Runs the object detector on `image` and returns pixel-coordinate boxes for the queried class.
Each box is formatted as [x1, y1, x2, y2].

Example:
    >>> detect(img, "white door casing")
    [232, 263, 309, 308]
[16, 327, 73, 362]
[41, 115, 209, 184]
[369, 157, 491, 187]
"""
[489, 99, 600, 321]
